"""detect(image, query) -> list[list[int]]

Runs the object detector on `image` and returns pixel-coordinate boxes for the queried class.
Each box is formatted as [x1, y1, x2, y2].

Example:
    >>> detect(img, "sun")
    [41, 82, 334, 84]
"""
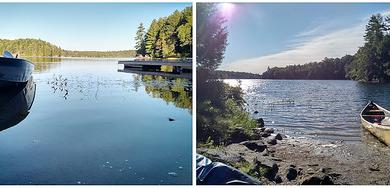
[219, 3, 235, 18]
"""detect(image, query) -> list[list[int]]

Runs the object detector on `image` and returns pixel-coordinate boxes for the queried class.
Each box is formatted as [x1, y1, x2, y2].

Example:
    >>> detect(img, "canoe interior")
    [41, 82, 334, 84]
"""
[361, 102, 387, 125]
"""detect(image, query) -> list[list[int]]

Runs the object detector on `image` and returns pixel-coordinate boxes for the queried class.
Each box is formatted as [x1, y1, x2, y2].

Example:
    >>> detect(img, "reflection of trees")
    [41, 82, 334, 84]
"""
[136, 75, 192, 111]
[28, 57, 62, 73]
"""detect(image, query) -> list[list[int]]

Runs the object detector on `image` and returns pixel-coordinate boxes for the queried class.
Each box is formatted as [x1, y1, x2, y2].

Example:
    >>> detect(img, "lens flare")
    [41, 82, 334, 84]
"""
[219, 3, 235, 19]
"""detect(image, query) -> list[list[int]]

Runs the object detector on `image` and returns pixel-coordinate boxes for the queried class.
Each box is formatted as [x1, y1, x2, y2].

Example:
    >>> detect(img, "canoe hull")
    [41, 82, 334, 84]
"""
[361, 102, 390, 146]
[0, 57, 34, 87]
[0, 78, 36, 132]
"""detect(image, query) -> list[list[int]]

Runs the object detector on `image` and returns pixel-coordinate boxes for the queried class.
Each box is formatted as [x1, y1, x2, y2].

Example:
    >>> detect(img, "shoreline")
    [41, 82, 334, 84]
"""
[197, 124, 390, 185]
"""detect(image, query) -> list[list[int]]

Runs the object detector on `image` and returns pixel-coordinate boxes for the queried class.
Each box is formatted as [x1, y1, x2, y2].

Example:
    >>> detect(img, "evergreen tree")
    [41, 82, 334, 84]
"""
[347, 14, 389, 82]
[197, 3, 228, 71]
[134, 23, 146, 56]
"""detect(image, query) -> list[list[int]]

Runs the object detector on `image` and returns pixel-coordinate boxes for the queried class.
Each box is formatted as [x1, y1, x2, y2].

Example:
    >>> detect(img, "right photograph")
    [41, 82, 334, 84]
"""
[196, 3, 390, 185]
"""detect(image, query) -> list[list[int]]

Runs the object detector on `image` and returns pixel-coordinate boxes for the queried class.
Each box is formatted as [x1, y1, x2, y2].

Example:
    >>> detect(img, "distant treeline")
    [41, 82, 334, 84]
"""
[261, 14, 390, 82]
[134, 6, 192, 58]
[214, 70, 262, 79]
[0, 38, 136, 58]
[262, 55, 353, 80]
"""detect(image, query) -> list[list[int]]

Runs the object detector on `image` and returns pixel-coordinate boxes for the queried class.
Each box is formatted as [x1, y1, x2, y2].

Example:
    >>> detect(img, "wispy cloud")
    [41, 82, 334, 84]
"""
[222, 11, 390, 74]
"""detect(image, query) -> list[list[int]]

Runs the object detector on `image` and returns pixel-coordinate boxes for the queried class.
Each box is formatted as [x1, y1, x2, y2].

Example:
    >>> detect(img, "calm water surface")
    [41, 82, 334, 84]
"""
[0, 58, 192, 184]
[225, 79, 390, 143]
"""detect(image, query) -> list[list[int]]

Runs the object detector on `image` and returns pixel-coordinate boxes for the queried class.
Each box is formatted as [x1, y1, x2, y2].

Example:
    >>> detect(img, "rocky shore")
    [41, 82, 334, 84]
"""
[197, 124, 390, 185]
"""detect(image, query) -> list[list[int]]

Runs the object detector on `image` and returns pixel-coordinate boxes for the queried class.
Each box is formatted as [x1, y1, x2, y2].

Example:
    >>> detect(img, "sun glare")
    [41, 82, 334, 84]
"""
[219, 3, 235, 18]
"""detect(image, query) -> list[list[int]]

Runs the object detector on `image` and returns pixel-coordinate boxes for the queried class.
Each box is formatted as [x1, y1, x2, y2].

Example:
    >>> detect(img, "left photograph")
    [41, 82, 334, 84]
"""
[0, 3, 192, 185]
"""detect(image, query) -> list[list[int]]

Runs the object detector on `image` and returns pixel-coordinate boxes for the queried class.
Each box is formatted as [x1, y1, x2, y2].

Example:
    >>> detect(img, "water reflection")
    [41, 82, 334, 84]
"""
[136, 74, 192, 111]
[0, 78, 36, 132]
[27, 57, 62, 73]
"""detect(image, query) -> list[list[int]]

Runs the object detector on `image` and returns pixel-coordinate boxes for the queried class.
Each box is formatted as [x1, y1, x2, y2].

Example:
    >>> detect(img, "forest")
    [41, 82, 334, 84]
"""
[0, 38, 136, 58]
[262, 55, 353, 80]
[134, 6, 192, 59]
[213, 70, 262, 79]
[261, 14, 390, 82]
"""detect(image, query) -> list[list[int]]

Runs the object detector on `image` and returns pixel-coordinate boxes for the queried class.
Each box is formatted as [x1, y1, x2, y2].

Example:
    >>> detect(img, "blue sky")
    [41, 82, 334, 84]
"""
[0, 3, 190, 51]
[219, 3, 390, 73]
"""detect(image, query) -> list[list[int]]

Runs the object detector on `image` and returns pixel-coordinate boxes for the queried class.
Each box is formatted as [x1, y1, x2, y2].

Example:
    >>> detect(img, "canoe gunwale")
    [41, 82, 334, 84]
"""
[361, 102, 390, 130]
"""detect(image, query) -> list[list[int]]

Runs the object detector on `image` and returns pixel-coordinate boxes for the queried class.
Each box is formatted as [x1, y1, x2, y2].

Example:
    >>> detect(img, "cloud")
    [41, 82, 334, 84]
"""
[220, 9, 390, 74]
[222, 24, 365, 74]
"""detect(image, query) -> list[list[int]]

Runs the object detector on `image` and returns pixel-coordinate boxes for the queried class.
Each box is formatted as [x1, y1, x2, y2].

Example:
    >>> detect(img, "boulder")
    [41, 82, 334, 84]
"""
[267, 138, 277, 145]
[250, 159, 279, 181]
[256, 118, 264, 127]
[275, 133, 283, 140]
[228, 127, 250, 144]
[241, 140, 267, 152]
[274, 175, 283, 183]
[264, 128, 274, 134]
[302, 175, 334, 185]
[261, 132, 271, 138]
[286, 167, 298, 181]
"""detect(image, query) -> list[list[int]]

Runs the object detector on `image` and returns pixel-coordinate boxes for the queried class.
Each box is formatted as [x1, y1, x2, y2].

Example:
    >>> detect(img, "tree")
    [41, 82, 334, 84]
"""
[177, 7, 193, 57]
[144, 19, 159, 57]
[134, 23, 146, 56]
[347, 14, 389, 82]
[197, 3, 228, 71]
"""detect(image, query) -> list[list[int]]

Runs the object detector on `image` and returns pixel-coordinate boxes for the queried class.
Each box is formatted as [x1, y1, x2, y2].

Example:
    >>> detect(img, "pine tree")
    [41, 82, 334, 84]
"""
[197, 3, 228, 71]
[134, 23, 146, 56]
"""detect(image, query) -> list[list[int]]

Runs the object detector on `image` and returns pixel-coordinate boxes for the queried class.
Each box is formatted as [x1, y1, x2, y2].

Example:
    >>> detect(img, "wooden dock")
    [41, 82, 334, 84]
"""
[118, 59, 192, 73]
[118, 69, 192, 79]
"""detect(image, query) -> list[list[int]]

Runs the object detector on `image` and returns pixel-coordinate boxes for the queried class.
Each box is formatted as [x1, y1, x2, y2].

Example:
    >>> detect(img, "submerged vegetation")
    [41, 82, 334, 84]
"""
[262, 14, 390, 83]
[134, 6, 192, 58]
[197, 3, 256, 145]
[0, 38, 136, 58]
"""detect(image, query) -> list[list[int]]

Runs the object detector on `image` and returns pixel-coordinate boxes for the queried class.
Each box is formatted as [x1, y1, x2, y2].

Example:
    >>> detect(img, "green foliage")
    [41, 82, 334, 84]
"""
[197, 3, 228, 71]
[0, 38, 136, 58]
[197, 79, 257, 145]
[214, 70, 262, 79]
[140, 75, 192, 110]
[347, 14, 390, 82]
[262, 55, 354, 80]
[142, 6, 192, 58]
[134, 23, 146, 56]
[0, 38, 62, 57]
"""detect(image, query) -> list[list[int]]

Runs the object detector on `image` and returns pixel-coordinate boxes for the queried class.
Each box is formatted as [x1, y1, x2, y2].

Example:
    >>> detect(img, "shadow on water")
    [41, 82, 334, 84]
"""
[0, 77, 36, 132]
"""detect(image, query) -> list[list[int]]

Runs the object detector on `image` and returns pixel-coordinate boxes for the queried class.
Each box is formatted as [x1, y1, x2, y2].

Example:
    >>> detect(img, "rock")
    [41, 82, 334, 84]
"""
[274, 175, 283, 183]
[275, 133, 283, 140]
[241, 140, 267, 152]
[228, 127, 250, 144]
[320, 167, 332, 173]
[322, 175, 334, 185]
[302, 176, 322, 185]
[286, 167, 298, 181]
[256, 118, 264, 127]
[267, 138, 277, 145]
[251, 159, 279, 181]
[254, 111, 259, 114]
[264, 128, 274, 134]
[369, 167, 380, 171]
[168, 118, 175, 121]
[261, 132, 271, 138]
[302, 175, 334, 185]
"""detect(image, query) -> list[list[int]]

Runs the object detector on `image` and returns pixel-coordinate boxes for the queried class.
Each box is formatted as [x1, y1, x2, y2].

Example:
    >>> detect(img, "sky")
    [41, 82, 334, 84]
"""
[219, 3, 390, 74]
[0, 3, 190, 51]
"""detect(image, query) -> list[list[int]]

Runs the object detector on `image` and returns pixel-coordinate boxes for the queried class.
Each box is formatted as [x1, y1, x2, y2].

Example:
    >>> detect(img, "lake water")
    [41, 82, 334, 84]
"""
[0, 58, 192, 185]
[225, 79, 390, 143]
